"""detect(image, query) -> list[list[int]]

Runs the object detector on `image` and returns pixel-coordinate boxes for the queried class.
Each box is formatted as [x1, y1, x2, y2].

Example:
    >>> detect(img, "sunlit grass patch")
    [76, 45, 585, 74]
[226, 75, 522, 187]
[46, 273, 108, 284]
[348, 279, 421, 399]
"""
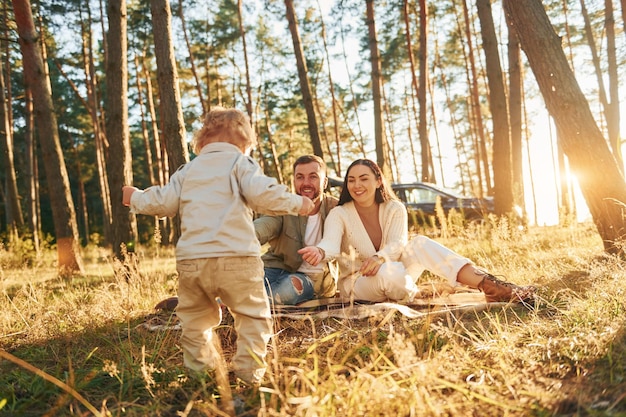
[1, 222, 626, 415]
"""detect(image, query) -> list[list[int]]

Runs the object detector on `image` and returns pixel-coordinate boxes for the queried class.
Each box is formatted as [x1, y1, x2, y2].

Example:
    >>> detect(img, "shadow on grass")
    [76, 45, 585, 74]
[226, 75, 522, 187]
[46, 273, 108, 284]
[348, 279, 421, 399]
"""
[0, 311, 235, 416]
[531, 321, 626, 416]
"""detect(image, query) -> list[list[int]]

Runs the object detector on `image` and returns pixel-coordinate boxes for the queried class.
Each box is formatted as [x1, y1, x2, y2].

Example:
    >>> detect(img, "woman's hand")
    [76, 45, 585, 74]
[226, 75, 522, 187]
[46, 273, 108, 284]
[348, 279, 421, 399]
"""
[298, 246, 325, 266]
[359, 255, 384, 276]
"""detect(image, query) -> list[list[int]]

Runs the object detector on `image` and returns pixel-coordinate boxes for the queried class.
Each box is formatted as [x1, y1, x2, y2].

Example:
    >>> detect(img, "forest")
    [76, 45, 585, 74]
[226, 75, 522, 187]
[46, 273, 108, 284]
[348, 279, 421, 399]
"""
[2, 0, 626, 274]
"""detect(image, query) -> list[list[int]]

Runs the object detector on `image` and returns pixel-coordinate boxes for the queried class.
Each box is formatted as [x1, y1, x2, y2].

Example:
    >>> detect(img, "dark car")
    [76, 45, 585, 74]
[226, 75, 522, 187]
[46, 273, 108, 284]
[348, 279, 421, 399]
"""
[391, 182, 495, 224]
[327, 178, 497, 224]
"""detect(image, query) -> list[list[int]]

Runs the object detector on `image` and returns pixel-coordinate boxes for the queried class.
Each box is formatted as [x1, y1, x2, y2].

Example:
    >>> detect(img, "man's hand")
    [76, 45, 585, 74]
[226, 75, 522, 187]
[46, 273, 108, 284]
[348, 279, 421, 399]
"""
[298, 246, 324, 266]
[122, 186, 139, 206]
[298, 196, 315, 215]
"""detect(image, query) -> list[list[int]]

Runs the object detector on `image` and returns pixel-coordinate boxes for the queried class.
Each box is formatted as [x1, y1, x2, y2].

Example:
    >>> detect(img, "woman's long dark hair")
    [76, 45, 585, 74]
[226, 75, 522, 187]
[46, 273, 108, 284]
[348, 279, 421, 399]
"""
[338, 159, 397, 205]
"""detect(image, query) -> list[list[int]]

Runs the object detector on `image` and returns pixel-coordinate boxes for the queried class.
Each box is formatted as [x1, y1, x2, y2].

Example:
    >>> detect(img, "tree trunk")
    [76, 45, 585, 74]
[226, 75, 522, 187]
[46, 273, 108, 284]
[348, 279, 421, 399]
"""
[460, 0, 489, 197]
[141, 49, 166, 186]
[317, 0, 341, 175]
[284, 0, 323, 158]
[402, 0, 420, 181]
[150, 0, 188, 245]
[237, 0, 253, 121]
[105, 0, 135, 262]
[133, 52, 156, 186]
[505, 12, 524, 212]
[338, 4, 367, 159]
[477, 0, 514, 215]
[81, 1, 111, 244]
[13, 0, 84, 275]
[503, 0, 626, 253]
[178, 0, 207, 116]
[365, 0, 392, 179]
[24, 87, 40, 252]
[604, 0, 622, 173]
[417, 0, 432, 183]
[150, 0, 189, 173]
[0, 56, 23, 237]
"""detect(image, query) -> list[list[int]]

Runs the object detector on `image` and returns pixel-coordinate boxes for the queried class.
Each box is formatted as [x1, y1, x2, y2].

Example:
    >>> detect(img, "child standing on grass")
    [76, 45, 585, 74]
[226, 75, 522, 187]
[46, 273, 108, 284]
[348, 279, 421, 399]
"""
[122, 107, 313, 384]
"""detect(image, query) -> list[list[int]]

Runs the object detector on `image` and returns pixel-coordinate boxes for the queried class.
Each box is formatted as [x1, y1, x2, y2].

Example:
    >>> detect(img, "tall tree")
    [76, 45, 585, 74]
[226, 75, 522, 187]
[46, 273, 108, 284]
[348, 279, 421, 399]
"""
[80, 1, 112, 244]
[417, 0, 432, 183]
[150, 0, 188, 245]
[365, 0, 392, 178]
[504, 8, 524, 212]
[13, 0, 84, 274]
[402, 0, 420, 181]
[284, 0, 323, 158]
[459, 0, 490, 197]
[105, 0, 135, 261]
[0, 56, 23, 237]
[177, 0, 207, 116]
[316, 0, 341, 175]
[477, 0, 514, 215]
[580, 0, 621, 171]
[503, 0, 626, 253]
[150, 0, 189, 173]
[603, 0, 621, 173]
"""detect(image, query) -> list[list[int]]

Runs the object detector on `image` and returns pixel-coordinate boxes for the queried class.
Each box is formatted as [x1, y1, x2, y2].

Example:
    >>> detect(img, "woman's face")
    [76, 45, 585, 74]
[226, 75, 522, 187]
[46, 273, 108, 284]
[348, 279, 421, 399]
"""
[346, 164, 382, 207]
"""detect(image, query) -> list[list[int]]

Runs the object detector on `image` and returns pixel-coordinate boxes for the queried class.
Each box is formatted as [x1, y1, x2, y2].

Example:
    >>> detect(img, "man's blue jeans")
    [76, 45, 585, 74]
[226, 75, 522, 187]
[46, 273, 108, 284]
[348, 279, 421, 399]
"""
[264, 268, 315, 305]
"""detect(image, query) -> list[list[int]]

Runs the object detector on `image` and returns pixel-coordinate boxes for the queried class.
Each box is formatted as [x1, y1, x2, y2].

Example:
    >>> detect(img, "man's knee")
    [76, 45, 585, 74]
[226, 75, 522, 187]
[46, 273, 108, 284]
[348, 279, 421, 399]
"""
[290, 275, 304, 294]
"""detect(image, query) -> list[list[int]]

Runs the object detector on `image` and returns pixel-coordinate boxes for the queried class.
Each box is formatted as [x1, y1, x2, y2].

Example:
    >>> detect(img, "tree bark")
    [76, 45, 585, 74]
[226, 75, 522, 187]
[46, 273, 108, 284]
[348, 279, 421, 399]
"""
[403, 0, 420, 180]
[460, 0, 489, 197]
[365, 0, 392, 178]
[604, 0, 622, 173]
[13, 0, 84, 275]
[177, 0, 207, 116]
[150, 0, 188, 245]
[284, 0, 323, 158]
[503, 0, 626, 253]
[477, 0, 514, 215]
[0, 55, 23, 236]
[317, 0, 341, 175]
[417, 0, 432, 183]
[80, 1, 111, 244]
[504, 11, 524, 213]
[150, 0, 189, 173]
[105, 0, 135, 262]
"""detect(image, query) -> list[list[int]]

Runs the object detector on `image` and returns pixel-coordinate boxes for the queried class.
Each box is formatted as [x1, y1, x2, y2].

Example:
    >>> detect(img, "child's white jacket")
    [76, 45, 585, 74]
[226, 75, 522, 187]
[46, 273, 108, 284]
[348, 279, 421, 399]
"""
[129, 142, 304, 260]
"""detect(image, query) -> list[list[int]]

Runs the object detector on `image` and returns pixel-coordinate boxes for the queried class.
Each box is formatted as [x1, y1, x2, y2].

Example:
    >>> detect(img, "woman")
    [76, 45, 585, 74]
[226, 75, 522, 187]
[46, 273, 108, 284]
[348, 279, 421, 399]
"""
[298, 159, 536, 303]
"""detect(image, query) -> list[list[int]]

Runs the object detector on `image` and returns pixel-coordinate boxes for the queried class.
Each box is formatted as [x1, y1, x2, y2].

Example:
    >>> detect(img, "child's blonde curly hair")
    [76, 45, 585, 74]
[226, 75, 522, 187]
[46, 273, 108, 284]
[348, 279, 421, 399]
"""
[191, 106, 256, 154]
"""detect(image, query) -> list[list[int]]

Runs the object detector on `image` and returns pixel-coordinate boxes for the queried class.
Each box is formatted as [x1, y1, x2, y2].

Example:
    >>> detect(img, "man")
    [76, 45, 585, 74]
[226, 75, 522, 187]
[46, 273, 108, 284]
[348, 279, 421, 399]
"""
[255, 154, 339, 305]
[155, 154, 338, 310]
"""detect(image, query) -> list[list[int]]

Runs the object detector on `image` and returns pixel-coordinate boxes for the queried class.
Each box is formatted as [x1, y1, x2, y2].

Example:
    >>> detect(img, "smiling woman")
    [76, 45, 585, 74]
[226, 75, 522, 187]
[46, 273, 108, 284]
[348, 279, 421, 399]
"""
[298, 158, 537, 304]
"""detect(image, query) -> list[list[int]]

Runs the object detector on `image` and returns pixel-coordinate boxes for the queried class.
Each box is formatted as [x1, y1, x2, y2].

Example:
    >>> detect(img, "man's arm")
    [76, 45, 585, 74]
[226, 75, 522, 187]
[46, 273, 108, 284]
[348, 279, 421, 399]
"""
[254, 215, 284, 245]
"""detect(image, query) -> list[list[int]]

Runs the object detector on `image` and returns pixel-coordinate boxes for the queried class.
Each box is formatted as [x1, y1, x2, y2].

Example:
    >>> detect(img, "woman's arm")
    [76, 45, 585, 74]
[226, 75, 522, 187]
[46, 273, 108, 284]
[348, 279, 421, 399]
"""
[297, 207, 345, 265]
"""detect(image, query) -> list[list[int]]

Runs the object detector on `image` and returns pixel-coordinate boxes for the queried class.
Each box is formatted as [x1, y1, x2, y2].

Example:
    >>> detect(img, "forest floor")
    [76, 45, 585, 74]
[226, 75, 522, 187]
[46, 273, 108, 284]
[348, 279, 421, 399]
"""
[1, 219, 625, 416]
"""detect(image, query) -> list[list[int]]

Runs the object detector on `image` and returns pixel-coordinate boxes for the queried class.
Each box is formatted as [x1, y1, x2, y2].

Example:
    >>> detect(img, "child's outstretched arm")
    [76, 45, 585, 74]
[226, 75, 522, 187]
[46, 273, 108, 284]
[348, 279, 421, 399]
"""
[298, 196, 314, 216]
[122, 186, 139, 206]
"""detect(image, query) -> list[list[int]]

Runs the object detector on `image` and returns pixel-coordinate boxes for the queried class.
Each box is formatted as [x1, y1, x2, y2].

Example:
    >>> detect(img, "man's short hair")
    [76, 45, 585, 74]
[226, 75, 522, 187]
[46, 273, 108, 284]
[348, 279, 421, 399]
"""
[293, 155, 326, 173]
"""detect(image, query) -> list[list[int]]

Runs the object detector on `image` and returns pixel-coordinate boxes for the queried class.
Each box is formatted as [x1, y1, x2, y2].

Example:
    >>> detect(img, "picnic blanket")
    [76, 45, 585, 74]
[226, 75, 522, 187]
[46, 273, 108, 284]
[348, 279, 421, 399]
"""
[138, 285, 505, 331]
[270, 286, 503, 320]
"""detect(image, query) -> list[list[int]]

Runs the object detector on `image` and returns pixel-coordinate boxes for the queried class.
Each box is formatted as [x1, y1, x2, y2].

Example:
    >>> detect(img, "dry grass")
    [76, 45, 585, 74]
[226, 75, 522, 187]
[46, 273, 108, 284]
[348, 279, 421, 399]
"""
[1, 221, 625, 416]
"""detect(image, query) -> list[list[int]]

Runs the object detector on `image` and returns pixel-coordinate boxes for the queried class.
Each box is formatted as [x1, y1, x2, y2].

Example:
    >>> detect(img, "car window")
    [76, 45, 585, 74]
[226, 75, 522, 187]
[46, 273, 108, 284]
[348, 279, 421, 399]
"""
[405, 187, 439, 204]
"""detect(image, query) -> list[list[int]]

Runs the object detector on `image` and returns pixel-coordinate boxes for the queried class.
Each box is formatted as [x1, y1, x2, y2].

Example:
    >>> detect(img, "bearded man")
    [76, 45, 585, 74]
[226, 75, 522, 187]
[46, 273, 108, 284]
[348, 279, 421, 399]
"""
[254, 155, 339, 305]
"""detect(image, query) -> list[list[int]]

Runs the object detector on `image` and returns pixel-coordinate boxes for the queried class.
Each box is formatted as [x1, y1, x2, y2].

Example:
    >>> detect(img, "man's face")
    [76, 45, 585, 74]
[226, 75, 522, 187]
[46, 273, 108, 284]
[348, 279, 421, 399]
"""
[294, 161, 327, 202]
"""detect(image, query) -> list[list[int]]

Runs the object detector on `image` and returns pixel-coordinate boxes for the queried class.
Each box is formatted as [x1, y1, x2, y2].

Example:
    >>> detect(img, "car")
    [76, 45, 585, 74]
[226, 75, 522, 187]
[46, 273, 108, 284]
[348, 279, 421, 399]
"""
[391, 182, 495, 224]
[327, 178, 497, 224]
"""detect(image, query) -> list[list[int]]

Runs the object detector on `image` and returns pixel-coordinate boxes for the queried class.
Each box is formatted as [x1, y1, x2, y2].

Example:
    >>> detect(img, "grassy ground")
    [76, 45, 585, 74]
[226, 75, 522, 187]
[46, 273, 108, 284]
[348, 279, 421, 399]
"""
[1, 220, 625, 416]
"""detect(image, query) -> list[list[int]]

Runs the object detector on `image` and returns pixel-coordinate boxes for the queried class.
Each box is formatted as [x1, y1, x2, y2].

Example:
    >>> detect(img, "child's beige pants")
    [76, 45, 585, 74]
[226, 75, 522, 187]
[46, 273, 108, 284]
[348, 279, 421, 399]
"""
[176, 256, 272, 384]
